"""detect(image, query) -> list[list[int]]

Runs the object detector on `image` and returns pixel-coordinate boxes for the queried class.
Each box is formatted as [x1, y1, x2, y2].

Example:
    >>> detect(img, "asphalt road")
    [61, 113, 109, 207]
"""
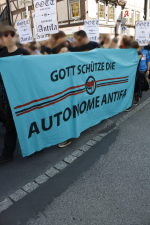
[0, 91, 150, 225]
[27, 97, 150, 225]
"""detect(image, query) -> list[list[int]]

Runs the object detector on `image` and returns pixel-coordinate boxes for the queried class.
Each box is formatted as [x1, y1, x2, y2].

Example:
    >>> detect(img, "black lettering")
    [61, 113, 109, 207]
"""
[106, 62, 110, 70]
[41, 116, 52, 131]
[112, 62, 115, 70]
[117, 91, 121, 100]
[78, 65, 81, 75]
[63, 107, 71, 121]
[86, 64, 90, 73]
[28, 122, 40, 138]
[102, 62, 104, 70]
[80, 101, 86, 114]
[66, 66, 71, 77]
[86, 98, 94, 111]
[98, 63, 101, 71]
[101, 94, 107, 105]
[108, 93, 113, 103]
[71, 65, 76, 75]
[123, 89, 127, 98]
[96, 96, 100, 108]
[51, 70, 58, 82]
[73, 104, 79, 118]
[54, 111, 62, 126]
[59, 69, 66, 80]
[82, 65, 86, 74]
[114, 91, 118, 101]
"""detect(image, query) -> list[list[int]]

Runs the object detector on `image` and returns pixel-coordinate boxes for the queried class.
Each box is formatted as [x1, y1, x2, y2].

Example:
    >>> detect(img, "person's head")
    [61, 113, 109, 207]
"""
[110, 37, 118, 49]
[56, 42, 68, 54]
[1, 25, 17, 48]
[98, 36, 104, 44]
[130, 41, 139, 49]
[129, 36, 134, 42]
[54, 31, 66, 45]
[48, 35, 56, 48]
[75, 30, 89, 46]
[28, 44, 36, 55]
[121, 36, 130, 48]
[104, 36, 110, 44]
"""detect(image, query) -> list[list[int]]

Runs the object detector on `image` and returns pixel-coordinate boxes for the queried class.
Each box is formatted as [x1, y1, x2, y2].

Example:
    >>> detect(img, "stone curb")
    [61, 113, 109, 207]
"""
[1, 97, 150, 213]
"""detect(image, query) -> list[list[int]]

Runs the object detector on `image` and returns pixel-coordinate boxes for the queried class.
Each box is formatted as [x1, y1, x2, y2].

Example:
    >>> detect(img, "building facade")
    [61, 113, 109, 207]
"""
[0, 0, 145, 39]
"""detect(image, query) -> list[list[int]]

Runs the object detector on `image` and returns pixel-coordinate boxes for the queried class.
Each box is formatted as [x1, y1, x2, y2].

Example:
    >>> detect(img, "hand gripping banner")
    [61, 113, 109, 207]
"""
[0, 49, 139, 157]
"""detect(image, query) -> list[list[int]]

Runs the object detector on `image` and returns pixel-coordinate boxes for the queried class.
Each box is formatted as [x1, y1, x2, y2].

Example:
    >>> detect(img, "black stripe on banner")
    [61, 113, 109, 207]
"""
[96, 79, 128, 87]
[15, 79, 128, 115]
[15, 87, 86, 115]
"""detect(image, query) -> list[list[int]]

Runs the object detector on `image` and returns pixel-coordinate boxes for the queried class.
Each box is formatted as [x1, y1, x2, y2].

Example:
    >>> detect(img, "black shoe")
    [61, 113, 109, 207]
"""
[0, 155, 13, 165]
[125, 106, 132, 112]
[134, 99, 139, 106]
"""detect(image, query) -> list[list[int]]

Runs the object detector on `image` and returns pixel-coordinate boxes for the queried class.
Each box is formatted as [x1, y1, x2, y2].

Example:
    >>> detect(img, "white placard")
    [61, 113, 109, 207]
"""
[34, 0, 57, 18]
[35, 14, 58, 35]
[33, 13, 49, 41]
[135, 21, 150, 46]
[16, 19, 33, 44]
[84, 20, 99, 42]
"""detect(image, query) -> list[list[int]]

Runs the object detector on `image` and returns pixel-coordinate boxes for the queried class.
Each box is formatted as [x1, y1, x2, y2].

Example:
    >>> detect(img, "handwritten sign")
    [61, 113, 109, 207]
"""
[84, 20, 99, 42]
[34, 0, 58, 35]
[16, 19, 33, 44]
[135, 21, 150, 46]
[33, 13, 49, 41]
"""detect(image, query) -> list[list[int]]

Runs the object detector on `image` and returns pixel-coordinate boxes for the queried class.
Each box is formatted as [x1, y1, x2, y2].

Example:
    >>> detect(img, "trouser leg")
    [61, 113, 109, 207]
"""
[2, 102, 17, 157]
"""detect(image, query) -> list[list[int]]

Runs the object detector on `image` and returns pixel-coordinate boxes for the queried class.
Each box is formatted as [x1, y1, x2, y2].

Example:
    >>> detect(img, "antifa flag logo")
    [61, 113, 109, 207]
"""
[85, 76, 96, 95]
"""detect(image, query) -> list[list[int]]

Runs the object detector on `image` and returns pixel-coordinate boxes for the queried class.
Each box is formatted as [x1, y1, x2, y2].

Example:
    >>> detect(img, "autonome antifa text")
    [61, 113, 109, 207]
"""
[28, 89, 126, 138]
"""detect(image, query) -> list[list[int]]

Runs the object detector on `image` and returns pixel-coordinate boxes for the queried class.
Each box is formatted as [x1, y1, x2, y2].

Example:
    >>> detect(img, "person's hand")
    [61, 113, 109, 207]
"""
[146, 70, 149, 76]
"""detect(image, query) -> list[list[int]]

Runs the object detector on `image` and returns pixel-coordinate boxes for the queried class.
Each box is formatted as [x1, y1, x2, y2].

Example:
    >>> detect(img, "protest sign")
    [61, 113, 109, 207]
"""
[34, 0, 58, 35]
[84, 20, 99, 42]
[16, 19, 33, 44]
[32, 13, 49, 41]
[135, 21, 150, 46]
[35, 13, 58, 35]
[34, 0, 57, 18]
[0, 49, 139, 157]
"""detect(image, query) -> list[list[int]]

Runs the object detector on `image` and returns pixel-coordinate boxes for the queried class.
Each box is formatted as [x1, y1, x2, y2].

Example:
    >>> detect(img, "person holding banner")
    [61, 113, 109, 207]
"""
[68, 30, 100, 52]
[52, 31, 66, 54]
[0, 25, 29, 164]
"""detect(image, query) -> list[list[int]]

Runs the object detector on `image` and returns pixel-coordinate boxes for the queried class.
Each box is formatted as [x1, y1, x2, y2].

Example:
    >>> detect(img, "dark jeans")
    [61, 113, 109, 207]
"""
[137, 71, 146, 98]
[2, 102, 17, 157]
[0, 84, 6, 125]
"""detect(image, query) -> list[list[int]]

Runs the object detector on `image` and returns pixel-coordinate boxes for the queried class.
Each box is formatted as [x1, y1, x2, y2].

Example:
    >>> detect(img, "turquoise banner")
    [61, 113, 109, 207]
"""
[0, 49, 139, 157]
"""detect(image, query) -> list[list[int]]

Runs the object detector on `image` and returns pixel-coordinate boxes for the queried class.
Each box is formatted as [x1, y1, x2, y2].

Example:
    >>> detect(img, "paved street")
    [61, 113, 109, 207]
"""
[1, 92, 150, 225]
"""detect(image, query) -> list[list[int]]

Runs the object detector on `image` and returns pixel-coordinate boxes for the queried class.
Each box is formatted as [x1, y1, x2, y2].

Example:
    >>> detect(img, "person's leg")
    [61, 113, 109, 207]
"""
[2, 102, 17, 158]
[0, 85, 6, 125]
[0, 106, 6, 126]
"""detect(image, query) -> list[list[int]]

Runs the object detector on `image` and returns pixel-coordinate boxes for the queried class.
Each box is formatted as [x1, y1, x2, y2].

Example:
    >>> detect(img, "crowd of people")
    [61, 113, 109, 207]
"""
[0, 24, 150, 164]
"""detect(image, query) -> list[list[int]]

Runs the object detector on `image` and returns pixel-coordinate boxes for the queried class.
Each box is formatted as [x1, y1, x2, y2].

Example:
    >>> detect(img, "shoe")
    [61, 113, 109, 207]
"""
[125, 106, 132, 112]
[134, 99, 139, 106]
[58, 140, 71, 148]
[0, 155, 13, 165]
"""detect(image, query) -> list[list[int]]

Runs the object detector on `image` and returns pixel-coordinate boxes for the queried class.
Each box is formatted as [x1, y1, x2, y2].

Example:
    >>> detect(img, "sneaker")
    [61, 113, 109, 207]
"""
[134, 99, 139, 106]
[125, 106, 132, 112]
[58, 140, 71, 148]
[0, 155, 13, 165]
